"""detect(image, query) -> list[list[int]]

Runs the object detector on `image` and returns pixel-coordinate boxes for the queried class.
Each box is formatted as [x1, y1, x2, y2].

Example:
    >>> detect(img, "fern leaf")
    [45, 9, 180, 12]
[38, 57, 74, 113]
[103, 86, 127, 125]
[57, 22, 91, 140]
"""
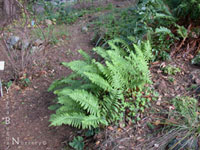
[67, 89, 100, 116]
[84, 72, 112, 92]
[50, 113, 85, 128]
[78, 49, 92, 63]
[48, 104, 61, 111]
[110, 38, 131, 53]
[54, 88, 73, 96]
[142, 40, 153, 61]
[82, 115, 108, 129]
[93, 47, 110, 60]
[62, 61, 98, 75]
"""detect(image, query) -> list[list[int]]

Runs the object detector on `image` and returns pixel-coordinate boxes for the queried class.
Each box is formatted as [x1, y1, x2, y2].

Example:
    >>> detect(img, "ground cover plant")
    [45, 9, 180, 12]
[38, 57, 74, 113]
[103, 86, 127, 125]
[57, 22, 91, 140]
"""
[145, 96, 200, 150]
[90, 0, 179, 60]
[164, 0, 200, 21]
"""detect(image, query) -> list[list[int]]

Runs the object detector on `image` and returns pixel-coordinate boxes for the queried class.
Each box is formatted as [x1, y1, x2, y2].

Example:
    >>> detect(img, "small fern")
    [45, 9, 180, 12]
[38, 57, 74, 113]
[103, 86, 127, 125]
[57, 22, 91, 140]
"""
[49, 40, 152, 129]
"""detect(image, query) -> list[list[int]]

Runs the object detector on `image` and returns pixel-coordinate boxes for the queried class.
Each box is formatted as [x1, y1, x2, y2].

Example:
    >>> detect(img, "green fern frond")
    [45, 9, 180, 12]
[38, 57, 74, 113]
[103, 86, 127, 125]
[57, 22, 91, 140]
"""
[93, 47, 110, 60]
[105, 61, 124, 89]
[78, 49, 92, 63]
[94, 62, 110, 77]
[48, 73, 79, 92]
[48, 104, 61, 111]
[110, 38, 131, 53]
[49, 113, 85, 128]
[68, 89, 100, 116]
[62, 61, 98, 75]
[155, 27, 173, 36]
[56, 105, 83, 114]
[54, 88, 73, 96]
[155, 13, 176, 21]
[84, 72, 112, 92]
[79, 83, 99, 91]
[142, 40, 153, 61]
[82, 115, 108, 129]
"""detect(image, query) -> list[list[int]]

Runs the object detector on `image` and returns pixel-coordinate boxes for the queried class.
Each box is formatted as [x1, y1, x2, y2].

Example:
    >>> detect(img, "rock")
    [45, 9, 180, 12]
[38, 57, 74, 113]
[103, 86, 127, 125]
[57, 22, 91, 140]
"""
[22, 40, 30, 50]
[33, 39, 44, 47]
[30, 46, 38, 54]
[191, 53, 200, 66]
[82, 26, 88, 33]
[45, 19, 52, 25]
[7, 36, 20, 48]
[33, 4, 45, 14]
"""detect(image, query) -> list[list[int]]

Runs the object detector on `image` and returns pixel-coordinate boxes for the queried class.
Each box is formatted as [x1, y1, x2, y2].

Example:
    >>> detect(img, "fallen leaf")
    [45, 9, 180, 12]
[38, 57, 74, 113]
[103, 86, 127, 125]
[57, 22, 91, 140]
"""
[154, 120, 160, 126]
[108, 126, 114, 130]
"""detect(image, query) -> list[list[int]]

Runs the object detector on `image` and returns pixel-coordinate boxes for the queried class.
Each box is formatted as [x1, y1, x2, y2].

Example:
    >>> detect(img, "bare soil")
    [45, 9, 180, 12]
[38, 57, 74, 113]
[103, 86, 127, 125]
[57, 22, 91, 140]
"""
[0, 16, 94, 150]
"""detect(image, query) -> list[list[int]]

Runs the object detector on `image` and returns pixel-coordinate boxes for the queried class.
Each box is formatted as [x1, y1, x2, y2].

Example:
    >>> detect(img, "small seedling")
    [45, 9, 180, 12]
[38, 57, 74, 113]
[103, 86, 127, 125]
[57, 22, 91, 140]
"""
[3, 81, 13, 93]
[85, 128, 100, 137]
[69, 136, 84, 150]
[161, 65, 181, 75]
[168, 77, 174, 83]
[20, 78, 31, 87]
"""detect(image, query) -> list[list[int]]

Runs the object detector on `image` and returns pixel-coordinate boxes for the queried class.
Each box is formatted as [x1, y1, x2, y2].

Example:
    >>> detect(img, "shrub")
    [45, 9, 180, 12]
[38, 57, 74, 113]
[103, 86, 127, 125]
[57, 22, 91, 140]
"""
[91, 0, 175, 45]
[91, 0, 177, 60]
[164, 0, 200, 21]
[48, 40, 153, 129]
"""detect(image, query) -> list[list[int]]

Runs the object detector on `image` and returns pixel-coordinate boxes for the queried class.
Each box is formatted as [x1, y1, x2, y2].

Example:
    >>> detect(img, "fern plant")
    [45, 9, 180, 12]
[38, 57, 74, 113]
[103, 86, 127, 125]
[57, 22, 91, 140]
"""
[48, 40, 153, 129]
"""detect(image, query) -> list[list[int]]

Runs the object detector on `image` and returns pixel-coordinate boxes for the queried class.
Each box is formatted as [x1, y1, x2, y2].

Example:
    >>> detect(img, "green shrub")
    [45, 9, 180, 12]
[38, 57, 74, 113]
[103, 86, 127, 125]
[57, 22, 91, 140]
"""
[91, 0, 177, 60]
[164, 0, 200, 20]
[48, 40, 153, 129]
[91, 0, 175, 44]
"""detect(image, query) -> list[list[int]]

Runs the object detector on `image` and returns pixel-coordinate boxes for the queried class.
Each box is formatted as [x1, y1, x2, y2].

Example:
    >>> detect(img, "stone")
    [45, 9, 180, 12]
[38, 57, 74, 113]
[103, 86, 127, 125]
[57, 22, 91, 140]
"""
[7, 36, 20, 48]
[33, 39, 44, 47]
[33, 4, 45, 14]
[30, 46, 38, 54]
[82, 26, 88, 33]
[22, 40, 30, 50]
[45, 19, 52, 25]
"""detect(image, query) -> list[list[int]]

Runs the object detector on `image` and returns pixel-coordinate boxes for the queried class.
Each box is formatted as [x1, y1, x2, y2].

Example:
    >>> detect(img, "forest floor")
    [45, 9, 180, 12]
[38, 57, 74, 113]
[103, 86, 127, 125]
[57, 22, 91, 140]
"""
[0, 0, 200, 150]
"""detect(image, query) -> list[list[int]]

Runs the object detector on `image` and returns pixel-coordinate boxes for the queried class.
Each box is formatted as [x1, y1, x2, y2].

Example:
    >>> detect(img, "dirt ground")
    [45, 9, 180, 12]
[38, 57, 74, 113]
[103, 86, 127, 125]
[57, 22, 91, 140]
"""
[0, 16, 94, 150]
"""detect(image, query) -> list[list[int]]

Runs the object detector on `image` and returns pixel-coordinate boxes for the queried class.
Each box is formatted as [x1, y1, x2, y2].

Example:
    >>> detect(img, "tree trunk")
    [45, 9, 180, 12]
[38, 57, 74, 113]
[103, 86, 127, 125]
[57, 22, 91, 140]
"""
[3, 0, 17, 19]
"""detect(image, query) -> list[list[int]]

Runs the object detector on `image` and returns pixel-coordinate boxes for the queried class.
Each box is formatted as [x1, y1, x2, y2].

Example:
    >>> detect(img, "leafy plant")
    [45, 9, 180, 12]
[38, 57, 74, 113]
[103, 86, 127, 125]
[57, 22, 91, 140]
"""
[69, 136, 84, 150]
[152, 27, 176, 60]
[85, 128, 100, 137]
[48, 40, 153, 129]
[176, 25, 188, 39]
[164, 0, 200, 21]
[161, 65, 181, 75]
[19, 78, 31, 88]
[91, 0, 177, 61]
